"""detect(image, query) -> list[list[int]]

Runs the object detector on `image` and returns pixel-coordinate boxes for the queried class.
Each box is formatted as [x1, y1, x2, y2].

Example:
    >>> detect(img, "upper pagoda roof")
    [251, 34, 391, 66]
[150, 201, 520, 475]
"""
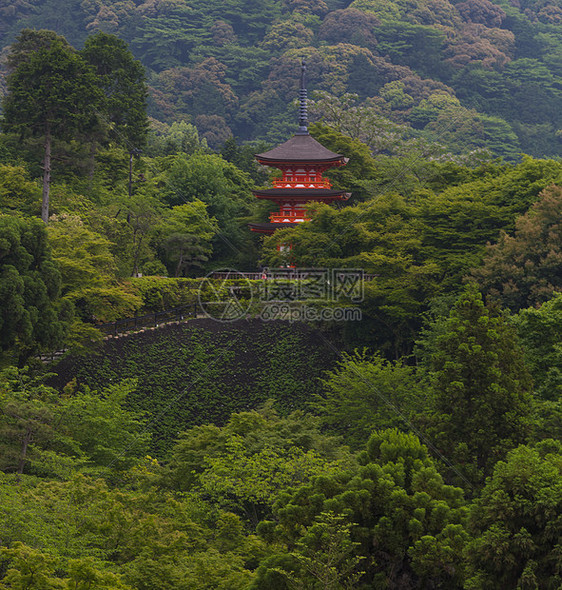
[255, 133, 346, 165]
[253, 188, 350, 200]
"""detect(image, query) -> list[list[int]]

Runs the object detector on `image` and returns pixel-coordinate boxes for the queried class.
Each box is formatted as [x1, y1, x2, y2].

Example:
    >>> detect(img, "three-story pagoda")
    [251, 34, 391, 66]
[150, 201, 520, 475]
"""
[249, 60, 350, 235]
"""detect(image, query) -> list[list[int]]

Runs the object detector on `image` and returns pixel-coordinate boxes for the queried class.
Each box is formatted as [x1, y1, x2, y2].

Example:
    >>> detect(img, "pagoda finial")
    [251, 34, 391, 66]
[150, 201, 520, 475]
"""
[297, 57, 308, 135]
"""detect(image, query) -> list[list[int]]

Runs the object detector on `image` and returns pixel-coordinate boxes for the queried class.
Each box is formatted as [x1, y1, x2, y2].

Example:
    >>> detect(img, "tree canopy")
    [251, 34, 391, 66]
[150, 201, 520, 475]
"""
[2, 30, 102, 222]
[0, 216, 68, 363]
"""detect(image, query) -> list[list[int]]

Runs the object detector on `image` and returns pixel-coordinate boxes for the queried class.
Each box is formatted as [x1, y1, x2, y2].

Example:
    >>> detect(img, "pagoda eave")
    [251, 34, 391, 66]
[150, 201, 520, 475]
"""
[256, 158, 348, 169]
[249, 222, 298, 235]
[253, 189, 350, 202]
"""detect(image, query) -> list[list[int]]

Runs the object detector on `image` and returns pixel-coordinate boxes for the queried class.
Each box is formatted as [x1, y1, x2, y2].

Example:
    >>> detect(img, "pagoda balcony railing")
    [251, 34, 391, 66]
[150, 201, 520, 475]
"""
[269, 212, 310, 223]
[272, 179, 332, 189]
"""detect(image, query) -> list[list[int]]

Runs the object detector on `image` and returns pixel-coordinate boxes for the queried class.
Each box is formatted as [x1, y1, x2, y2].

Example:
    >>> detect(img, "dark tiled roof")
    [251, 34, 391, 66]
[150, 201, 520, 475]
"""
[253, 189, 347, 199]
[248, 222, 297, 233]
[256, 134, 345, 163]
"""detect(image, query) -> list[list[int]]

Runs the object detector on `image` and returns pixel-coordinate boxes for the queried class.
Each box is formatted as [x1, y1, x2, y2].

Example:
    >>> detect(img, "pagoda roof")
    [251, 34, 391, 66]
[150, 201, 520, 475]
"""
[248, 222, 297, 234]
[253, 189, 350, 201]
[255, 134, 346, 164]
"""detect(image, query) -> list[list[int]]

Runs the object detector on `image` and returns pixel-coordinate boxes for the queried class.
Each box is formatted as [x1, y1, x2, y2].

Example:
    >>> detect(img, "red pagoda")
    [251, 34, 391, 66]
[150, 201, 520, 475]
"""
[248, 60, 350, 235]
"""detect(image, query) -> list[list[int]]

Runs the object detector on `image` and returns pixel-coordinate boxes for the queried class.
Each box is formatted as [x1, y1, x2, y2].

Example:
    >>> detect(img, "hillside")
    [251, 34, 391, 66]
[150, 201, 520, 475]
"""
[49, 318, 339, 453]
[1, 0, 562, 158]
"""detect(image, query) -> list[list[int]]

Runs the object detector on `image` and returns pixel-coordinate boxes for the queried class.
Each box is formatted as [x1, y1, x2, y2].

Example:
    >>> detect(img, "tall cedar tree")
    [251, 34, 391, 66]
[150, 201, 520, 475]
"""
[2, 30, 102, 222]
[81, 32, 148, 151]
[427, 286, 532, 484]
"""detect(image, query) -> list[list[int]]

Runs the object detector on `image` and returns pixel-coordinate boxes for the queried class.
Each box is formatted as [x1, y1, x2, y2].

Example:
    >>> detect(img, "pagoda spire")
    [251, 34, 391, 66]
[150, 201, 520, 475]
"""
[297, 58, 308, 135]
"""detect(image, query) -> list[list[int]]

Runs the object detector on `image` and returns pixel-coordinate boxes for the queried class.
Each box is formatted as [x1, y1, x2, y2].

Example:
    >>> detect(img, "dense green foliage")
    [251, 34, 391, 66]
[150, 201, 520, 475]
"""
[255, 429, 469, 589]
[0, 216, 69, 364]
[1, 10, 562, 589]
[1, 0, 562, 157]
[465, 442, 562, 588]
[82, 31, 149, 150]
[424, 286, 532, 484]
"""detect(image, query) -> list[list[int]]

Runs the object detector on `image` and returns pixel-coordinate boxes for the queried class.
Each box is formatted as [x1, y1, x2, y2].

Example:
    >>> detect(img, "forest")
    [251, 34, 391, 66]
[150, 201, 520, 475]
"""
[2, 0, 562, 159]
[0, 0, 562, 587]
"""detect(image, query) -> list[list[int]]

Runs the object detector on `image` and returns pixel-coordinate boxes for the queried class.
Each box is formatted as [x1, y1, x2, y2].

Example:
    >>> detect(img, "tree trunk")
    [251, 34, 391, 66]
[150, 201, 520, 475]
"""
[88, 139, 97, 191]
[41, 128, 52, 223]
[175, 248, 184, 277]
[16, 425, 33, 480]
[132, 231, 143, 277]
